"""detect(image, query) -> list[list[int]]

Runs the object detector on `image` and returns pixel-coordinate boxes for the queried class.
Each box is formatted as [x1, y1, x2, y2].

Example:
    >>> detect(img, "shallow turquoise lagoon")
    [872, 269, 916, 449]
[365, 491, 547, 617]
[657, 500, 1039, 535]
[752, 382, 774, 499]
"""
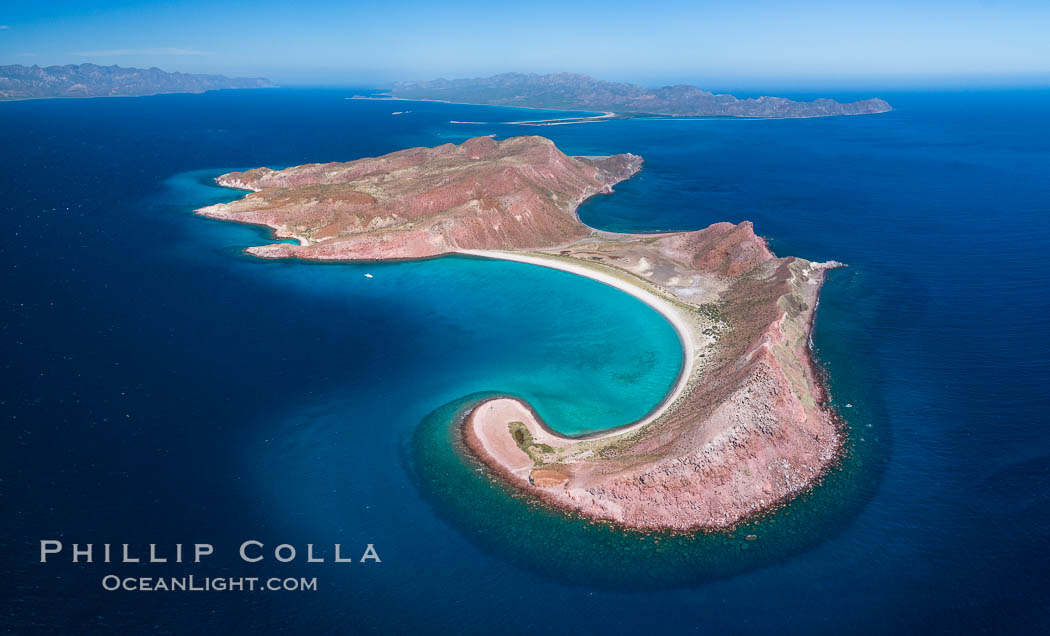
[162, 168, 683, 437]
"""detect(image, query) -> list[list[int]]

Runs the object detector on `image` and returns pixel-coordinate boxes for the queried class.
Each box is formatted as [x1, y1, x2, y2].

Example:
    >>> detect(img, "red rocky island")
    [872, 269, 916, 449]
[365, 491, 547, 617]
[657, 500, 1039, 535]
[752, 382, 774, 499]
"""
[198, 135, 844, 531]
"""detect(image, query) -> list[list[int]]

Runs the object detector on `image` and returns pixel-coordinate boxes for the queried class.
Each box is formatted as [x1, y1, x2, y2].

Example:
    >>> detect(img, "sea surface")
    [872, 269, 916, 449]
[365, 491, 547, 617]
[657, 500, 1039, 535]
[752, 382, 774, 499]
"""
[2, 88, 1049, 634]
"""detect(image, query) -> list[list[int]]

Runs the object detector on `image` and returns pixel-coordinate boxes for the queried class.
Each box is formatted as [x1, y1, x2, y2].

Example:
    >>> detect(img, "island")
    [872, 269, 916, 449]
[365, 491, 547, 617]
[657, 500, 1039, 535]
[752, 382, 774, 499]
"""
[0, 64, 274, 101]
[387, 72, 891, 118]
[197, 135, 843, 531]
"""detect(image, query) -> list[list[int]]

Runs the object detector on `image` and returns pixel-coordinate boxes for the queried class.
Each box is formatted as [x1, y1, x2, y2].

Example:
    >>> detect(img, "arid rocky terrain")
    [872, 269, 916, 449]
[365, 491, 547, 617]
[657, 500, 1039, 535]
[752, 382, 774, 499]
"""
[200, 135, 843, 530]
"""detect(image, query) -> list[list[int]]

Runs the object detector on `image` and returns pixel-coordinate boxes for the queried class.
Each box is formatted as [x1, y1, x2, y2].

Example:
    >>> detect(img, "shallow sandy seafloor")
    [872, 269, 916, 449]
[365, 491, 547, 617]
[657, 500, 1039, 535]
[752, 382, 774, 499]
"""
[406, 245, 875, 588]
[410, 238, 867, 587]
[410, 383, 875, 588]
[453, 239, 845, 531]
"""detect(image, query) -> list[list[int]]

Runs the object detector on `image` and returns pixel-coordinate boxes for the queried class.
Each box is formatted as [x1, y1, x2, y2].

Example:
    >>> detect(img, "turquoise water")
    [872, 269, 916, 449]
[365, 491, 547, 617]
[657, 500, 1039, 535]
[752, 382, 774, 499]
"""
[411, 392, 874, 589]
[162, 169, 682, 437]
[4, 88, 1048, 633]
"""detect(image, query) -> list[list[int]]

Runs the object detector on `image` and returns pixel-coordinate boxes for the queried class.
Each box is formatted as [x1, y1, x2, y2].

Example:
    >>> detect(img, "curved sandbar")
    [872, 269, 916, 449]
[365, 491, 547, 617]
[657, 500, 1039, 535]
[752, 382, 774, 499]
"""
[457, 246, 843, 530]
[461, 248, 694, 440]
[195, 135, 846, 531]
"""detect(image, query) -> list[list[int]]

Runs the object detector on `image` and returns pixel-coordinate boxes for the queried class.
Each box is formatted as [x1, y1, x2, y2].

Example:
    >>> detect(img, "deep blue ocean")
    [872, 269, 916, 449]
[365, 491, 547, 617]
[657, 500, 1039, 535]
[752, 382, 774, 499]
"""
[2, 88, 1049, 634]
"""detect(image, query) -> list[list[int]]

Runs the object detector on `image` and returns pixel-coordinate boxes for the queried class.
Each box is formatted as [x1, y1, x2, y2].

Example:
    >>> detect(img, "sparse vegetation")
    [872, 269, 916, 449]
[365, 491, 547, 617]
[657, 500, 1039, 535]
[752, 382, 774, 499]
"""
[508, 421, 556, 464]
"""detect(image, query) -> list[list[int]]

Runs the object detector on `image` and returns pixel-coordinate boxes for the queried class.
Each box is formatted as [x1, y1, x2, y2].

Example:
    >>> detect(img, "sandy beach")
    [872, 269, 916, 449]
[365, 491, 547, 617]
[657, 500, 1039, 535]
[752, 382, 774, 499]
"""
[457, 245, 843, 531]
[459, 249, 695, 441]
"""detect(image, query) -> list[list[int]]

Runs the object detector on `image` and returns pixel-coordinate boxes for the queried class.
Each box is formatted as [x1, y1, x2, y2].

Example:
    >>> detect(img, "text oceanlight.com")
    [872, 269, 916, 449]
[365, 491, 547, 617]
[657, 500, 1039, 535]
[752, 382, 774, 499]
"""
[101, 575, 318, 592]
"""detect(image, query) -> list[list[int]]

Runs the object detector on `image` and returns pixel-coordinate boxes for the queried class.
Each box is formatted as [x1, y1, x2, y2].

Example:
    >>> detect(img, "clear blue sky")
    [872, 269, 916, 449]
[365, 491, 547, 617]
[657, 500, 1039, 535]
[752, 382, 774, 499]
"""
[2, 0, 1048, 88]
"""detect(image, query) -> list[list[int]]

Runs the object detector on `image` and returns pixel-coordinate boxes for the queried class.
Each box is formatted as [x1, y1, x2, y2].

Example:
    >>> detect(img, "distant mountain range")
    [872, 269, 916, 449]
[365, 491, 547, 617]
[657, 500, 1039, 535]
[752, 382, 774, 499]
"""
[390, 72, 891, 118]
[0, 64, 275, 101]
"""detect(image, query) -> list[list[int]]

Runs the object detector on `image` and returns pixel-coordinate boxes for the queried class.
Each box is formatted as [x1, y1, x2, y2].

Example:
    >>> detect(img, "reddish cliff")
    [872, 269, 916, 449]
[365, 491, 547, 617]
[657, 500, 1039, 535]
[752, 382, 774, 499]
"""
[197, 136, 642, 260]
[654, 221, 775, 277]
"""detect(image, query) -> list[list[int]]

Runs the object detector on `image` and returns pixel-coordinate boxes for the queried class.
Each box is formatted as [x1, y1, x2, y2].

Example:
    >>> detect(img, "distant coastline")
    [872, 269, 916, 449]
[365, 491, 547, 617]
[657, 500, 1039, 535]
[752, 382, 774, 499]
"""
[348, 95, 615, 125]
[351, 94, 884, 124]
[0, 63, 275, 101]
[388, 72, 892, 119]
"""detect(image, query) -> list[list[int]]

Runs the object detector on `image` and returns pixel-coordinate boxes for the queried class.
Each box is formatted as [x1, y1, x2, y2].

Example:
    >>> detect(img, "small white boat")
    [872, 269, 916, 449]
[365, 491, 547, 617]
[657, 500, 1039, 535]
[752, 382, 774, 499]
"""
[364, 273, 373, 278]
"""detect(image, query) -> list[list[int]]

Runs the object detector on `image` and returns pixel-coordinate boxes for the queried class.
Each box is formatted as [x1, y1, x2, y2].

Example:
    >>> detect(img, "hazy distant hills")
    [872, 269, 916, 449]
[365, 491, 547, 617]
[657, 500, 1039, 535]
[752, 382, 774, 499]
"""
[0, 64, 275, 101]
[391, 72, 891, 118]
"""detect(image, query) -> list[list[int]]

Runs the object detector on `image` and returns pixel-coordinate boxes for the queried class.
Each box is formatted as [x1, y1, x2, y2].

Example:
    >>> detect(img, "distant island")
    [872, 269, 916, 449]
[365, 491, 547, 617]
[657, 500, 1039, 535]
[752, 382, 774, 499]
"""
[0, 64, 274, 101]
[388, 72, 891, 118]
[197, 135, 844, 531]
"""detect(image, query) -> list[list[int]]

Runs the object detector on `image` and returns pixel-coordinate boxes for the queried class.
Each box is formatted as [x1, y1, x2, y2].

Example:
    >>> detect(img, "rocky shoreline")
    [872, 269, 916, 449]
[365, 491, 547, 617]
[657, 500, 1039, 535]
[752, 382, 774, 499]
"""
[455, 249, 844, 531]
[198, 135, 846, 531]
[459, 394, 847, 535]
